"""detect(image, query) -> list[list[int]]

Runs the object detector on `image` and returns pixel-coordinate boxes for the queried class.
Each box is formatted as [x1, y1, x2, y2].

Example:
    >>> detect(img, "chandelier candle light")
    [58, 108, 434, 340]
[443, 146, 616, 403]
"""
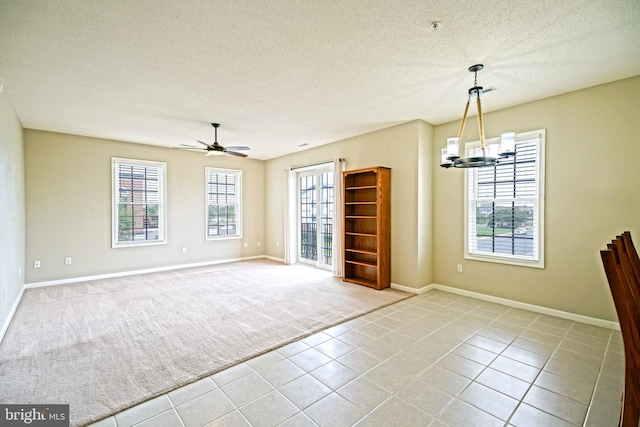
[440, 64, 516, 168]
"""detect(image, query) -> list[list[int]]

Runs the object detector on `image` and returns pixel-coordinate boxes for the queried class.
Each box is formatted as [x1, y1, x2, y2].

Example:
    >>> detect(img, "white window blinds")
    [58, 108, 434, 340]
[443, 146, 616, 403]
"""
[206, 168, 242, 239]
[465, 129, 545, 268]
[112, 158, 166, 247]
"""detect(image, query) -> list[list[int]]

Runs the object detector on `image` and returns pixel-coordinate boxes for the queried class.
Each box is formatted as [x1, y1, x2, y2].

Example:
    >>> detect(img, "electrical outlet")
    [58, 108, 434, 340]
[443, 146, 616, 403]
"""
[457, 264, 463, 273]
[65, 257, 72, 265]
[275, 242, 279, 248]
[182, 247, 187, 254]
[257, 241, 261, 246]
[34, 260, 41, 268]
[244, 242, 248, 248]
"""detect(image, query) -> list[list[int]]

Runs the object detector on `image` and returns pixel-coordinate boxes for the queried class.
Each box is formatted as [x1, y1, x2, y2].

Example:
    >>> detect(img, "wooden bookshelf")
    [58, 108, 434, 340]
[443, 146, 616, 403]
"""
[342, 166, 390, 290]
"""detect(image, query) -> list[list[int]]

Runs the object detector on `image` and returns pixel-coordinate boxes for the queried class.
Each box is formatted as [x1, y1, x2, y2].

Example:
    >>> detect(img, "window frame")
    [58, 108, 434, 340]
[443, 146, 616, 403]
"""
[111, 157, 167, 248]
[205, 167, 242, 241]
[464, 129, 545, 268]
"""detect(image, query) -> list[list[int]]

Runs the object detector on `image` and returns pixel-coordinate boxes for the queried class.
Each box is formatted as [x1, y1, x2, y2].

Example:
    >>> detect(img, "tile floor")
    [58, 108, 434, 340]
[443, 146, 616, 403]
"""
[88, 290, 624, 427]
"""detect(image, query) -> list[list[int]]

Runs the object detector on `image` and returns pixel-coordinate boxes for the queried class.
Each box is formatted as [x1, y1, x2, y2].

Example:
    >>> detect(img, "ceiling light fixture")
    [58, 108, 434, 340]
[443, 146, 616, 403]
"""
[440, 64, 515, 168]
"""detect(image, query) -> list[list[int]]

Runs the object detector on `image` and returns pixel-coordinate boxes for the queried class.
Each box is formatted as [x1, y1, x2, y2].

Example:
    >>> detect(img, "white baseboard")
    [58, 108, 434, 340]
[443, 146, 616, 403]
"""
[263, 256, 285, 263]
[390, 282, 434, 294]
[24, 255, 266, 289]
[1, 286, 25, 344]
[391, 281, 619, 330]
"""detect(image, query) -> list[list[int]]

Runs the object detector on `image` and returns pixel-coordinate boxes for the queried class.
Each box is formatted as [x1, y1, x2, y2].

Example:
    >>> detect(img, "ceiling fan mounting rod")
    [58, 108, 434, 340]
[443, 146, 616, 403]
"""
[212, 123, 220, 143]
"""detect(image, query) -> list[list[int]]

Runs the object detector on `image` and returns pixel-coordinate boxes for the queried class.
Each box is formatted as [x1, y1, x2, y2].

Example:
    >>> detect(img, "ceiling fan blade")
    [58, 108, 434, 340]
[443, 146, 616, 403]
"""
[173, 145, 204, 150]
[197, 140, 210, 147]
[225, 146, 250, 151]
[225, 150, 248, 158]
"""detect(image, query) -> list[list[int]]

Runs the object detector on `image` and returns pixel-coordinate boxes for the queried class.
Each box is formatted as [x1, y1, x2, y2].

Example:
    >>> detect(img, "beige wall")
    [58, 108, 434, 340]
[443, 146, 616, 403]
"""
[432, 75, 640, 321]
[24, 130, 265, 283]
[264, 120, 436, 288]
[13, 76, 640, 322]
[0, 89, 25, 329]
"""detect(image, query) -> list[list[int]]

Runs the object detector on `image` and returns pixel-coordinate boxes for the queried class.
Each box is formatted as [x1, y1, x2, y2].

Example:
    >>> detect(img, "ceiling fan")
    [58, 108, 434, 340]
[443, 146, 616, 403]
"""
[178, 123, 250, 157]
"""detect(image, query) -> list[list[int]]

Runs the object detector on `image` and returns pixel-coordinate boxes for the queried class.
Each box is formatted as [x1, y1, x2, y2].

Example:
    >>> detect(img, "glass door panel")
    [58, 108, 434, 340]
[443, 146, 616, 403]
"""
[320, 171, 334, 266]
[297, 167, 334, 268]
[299, 173, 317, 262]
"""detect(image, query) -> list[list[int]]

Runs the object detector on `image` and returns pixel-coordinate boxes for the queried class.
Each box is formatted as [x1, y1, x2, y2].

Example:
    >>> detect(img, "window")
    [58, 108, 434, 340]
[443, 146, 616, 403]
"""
[112, 158, 166, 248]
[206, 168, 242, 240]
[465, 129, 545, 268]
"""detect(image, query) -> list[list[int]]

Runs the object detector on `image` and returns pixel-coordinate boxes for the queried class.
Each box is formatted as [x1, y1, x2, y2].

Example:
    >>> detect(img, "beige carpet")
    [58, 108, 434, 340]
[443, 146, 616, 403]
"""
[0, 259, 411, 426]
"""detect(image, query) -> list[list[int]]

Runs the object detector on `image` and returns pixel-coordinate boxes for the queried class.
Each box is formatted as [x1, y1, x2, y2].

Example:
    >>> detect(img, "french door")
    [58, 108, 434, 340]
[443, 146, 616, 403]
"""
[297, 165, 334, 269]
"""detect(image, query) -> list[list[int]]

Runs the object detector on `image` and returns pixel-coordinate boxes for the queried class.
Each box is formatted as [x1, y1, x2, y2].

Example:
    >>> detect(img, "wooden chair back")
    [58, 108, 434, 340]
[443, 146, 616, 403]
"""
[621, 232, 640, 282]
[601, 232, 640, 426]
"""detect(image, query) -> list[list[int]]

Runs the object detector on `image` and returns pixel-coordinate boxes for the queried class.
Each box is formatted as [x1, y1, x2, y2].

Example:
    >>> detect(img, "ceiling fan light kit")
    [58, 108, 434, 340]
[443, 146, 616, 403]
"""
[440, 64, 516, 169]
[177, 123, 250, 158]
[205, 150, 225, 157]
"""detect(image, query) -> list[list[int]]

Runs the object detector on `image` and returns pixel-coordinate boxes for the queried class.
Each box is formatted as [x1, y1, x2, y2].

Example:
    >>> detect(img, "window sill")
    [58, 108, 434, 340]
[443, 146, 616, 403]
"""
[206, 235, 243, 242]
[465, 252, 545, 269]
[112, 240, 167, 249]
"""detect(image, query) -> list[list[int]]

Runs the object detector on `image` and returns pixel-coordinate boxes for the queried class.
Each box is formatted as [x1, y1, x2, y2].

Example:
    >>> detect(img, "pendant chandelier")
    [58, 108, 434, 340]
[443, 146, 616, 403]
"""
[440, 64, 516, 168]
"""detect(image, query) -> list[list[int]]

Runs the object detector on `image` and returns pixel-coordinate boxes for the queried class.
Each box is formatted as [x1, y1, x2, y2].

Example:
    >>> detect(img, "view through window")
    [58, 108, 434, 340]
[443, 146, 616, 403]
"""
[112, 158, 166, 247]
[298, 166, 334, 267]
[206, 168, 242, 239]
[466, 130, 545, 267]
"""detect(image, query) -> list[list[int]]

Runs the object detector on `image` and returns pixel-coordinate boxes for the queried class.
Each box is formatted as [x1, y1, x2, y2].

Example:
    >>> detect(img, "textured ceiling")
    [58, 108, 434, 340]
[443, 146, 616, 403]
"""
[1, 0, 639, 160]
